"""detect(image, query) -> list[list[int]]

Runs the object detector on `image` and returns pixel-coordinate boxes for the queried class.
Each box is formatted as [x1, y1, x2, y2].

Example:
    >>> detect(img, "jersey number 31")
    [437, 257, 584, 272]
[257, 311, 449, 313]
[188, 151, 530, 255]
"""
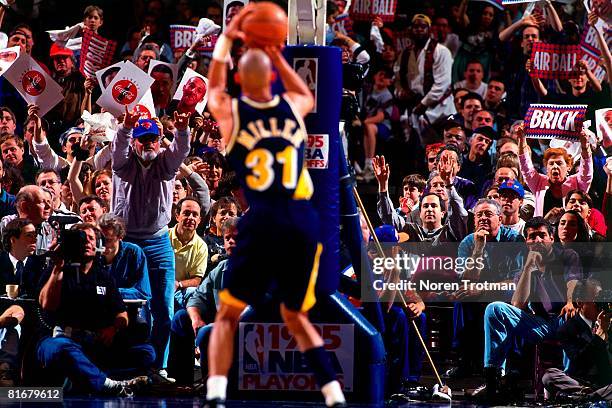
[245, 146, 297, 191]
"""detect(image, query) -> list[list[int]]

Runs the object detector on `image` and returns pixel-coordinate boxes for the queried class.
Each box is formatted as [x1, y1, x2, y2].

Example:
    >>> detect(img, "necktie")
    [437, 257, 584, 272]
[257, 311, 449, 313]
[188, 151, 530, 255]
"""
[15, 260, 24, 285]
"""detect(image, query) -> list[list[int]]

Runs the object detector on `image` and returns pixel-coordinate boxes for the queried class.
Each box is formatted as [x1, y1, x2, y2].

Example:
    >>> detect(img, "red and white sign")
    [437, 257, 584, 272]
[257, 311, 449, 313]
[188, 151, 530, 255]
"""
[350, 0, 397, 23]
[595, 108, 612, 148]
[305, 134, 329, 169]
[524, 104, 587, 141]
[238, 323, 354, 391]
[80, 28, 117, 79]
[0, 46, 20, 76]
[169, 25, 219, 55]
[580, 53, 607, 82]
[173, 68, 209, 114]
[3, 54, 63, 116]
[96, 61, 154, 116]
[530, 43, 582, 80]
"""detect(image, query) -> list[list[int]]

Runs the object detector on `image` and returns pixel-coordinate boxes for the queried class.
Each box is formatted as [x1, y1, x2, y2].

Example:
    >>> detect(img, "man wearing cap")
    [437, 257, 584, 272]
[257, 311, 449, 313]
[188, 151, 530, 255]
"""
[458, 126, 496, 187]
[396, 14, 453, 136]
[46, 43, 87, 128]
[31, 122, 111, 172]
[498, 180, 525, 235]
[112, 109, 191, 382]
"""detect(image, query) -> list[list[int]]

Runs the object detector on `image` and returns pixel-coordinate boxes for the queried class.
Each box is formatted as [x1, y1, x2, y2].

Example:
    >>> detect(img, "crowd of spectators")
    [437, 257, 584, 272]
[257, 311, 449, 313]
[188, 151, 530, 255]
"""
[0, 0, 609, 404]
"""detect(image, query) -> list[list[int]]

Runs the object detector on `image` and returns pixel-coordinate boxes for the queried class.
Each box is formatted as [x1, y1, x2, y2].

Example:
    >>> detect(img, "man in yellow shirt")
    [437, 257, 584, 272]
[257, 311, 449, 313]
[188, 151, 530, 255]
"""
[169, 197, 208, 309]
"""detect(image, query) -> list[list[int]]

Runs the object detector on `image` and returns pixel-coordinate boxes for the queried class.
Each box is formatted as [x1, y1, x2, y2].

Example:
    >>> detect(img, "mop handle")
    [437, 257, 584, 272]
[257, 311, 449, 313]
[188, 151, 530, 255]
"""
[352, 186, 445, 386]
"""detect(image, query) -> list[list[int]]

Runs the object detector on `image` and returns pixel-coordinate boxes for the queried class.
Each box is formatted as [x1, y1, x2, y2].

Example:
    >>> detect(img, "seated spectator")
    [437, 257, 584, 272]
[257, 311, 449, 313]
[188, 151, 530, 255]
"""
[203, 197, 239, 272]
[79, 195, 108, 226]
[358, 67, 394, 182]
[170, 197, 208, 309]
[451, 92, 482, 131]
[98, 214, 151, 302]
[542, 279, 611, 403]
[518, 126, 593, 217]
[454, 60, 487, 98]
[0, 185, 53, 253]
[0, 159, 15, 219]
[473, 217, 583, 402]
[168, 216, 238, 384]
[458, 126, 496, 187]
[471, 109, 494, 131]
[199, 151, 225, 200]
[497, 180, 525, 235]
[36, 169, 81, 228]
[442, 120, 467, 154]
[37, 223, 154, 395]
[0, 134, 39, 184]
[0, 218, 45, 297]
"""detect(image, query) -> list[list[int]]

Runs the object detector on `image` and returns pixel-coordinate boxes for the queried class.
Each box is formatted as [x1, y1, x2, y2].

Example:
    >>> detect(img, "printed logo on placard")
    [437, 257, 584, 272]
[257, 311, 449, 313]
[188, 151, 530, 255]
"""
[22, 70, 46, 96]
[112, 79, 137, 105]
[134, 104, 152, 119]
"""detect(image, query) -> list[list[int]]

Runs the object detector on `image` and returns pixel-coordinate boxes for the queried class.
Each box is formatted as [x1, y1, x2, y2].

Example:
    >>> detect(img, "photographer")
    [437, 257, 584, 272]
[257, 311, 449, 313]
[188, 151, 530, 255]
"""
[36, 223, 154, 395]
[542, 279, 612, 403]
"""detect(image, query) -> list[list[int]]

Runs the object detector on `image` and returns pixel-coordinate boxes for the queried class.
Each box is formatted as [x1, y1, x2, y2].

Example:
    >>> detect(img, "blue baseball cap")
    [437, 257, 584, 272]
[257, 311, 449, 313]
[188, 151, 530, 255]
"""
[370, 224, 409, 243]
[132, 119, 160, 139]
[498, 179, 525, 198]
[59, 127, 84, 146]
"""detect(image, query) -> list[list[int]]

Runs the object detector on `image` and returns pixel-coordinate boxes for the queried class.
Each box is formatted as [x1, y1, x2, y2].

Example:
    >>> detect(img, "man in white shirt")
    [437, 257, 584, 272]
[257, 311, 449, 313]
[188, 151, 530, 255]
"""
[454, 60, 487, 98]
[498, 180, 526, 235]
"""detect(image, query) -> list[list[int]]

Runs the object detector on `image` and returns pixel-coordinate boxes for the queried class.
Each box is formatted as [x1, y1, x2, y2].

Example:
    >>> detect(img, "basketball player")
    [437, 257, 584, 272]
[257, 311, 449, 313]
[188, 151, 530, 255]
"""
[204, 6, 346, 408]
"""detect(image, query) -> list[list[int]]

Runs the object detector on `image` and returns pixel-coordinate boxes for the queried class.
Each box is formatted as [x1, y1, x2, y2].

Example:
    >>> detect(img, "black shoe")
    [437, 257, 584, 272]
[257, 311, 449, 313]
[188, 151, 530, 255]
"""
[466, 367, 502, 403]
[0, 362, 15, 387]
[204, 398, 226, 408]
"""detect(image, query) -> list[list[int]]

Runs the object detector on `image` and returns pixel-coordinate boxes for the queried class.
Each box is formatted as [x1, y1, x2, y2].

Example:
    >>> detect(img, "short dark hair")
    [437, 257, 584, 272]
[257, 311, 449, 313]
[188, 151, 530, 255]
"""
[0, 107, 16, 123]
[209, 196, 239, 220]
[460, 92, 483, 108]
[524, 216, 553, 238]
[465, 59, 483, 70]
[84, 5, 103, 19]
[78, 195, 108, 211]
[554, 209, 590, 243]
[36, 168, 61, 184]
[151, 63, 173, 79]
[175, 196, 201, 215]
[565, 189, 593, 209]
[201, 150, 226, 168]
[402, 174, 426, 191]
[2, 218, 33, 252]
[221, 216, 239, 235]
[572, 278, 602, 303]
[420, 192, 446, 213]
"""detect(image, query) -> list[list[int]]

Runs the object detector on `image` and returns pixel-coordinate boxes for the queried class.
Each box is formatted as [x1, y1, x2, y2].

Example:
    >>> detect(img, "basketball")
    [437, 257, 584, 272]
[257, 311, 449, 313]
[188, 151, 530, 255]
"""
[241, 2, 288, 48]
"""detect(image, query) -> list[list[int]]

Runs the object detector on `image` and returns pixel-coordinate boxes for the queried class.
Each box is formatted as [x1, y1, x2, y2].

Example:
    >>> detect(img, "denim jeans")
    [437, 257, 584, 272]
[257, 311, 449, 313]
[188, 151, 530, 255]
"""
[126, 234, 175, 369]
[37, 335, 155, 392]
[484, 301, 563, 371]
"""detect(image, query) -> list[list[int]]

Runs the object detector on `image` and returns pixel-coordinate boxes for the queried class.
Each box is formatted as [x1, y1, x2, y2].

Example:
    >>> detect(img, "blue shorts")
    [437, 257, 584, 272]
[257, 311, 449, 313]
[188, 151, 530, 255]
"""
[377, 123, 392, 141]
[220, 201, 322, 312]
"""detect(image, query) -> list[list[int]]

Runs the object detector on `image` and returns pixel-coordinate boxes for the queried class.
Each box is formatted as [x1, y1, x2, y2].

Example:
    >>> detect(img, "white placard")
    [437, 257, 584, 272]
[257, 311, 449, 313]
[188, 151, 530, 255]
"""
[172, 68, 209, 114]
[223, 0, 249, 32]
[96, 61, 154, 117]
[0, 46, 20, 76]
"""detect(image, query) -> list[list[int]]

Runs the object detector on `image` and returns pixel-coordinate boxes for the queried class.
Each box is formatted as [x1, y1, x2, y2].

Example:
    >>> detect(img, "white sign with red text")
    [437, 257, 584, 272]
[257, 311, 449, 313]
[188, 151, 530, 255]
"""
[96, 61, 154, 117]
[305, 134, 329, 169]
[238, 323, 354, 391]
[3, 53, 63, 116]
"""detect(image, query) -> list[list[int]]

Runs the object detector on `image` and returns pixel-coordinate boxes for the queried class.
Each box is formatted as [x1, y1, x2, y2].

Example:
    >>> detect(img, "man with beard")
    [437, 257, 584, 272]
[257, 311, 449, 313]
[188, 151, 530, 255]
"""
[177, 76, 207, 115]
[458, 126, 496, 187]
[111, 110, 191, 382]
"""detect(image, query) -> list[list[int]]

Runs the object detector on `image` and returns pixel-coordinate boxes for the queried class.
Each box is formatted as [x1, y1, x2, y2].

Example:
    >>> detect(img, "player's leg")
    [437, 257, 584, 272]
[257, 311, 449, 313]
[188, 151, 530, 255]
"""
[206, 298, 246, 403]
[280, 304, 346, 407]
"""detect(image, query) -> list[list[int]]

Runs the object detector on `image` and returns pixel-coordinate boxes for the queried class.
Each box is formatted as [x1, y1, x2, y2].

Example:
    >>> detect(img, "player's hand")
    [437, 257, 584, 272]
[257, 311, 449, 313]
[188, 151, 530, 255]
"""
[225, 3, 255, 42]
[263, 45, 284, 65]
[372, 155, 389, 190]
[123, 106, 140, 129]
[174, 111, 191, 131]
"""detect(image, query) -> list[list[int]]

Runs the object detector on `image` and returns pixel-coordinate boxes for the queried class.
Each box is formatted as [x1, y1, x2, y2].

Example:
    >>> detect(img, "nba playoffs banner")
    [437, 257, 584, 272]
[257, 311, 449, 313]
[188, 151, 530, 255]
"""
[305, 134, 329, 169]
[529, 43, 582, 80]
[169, 25, 218, 55]
[350, 0, 397, 23]
[3, 54, 63, 116]
[470, 0, 503, 10]
[96, 61, 154, 116]
[79, 28, 117, 79]
[524, 104, 587, 141]
[238, 323, 354, 391]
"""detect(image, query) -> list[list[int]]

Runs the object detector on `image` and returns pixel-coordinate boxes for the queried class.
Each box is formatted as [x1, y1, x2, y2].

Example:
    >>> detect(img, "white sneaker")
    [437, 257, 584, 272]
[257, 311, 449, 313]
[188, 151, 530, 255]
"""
[104, 375, 149, 396]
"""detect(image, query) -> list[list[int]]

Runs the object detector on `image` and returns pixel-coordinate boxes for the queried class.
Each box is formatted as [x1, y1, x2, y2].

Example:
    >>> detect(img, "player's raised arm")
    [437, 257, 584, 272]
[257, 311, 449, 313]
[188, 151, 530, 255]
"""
[208, 5, 253, 142]
[264, 46, 315, 118]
